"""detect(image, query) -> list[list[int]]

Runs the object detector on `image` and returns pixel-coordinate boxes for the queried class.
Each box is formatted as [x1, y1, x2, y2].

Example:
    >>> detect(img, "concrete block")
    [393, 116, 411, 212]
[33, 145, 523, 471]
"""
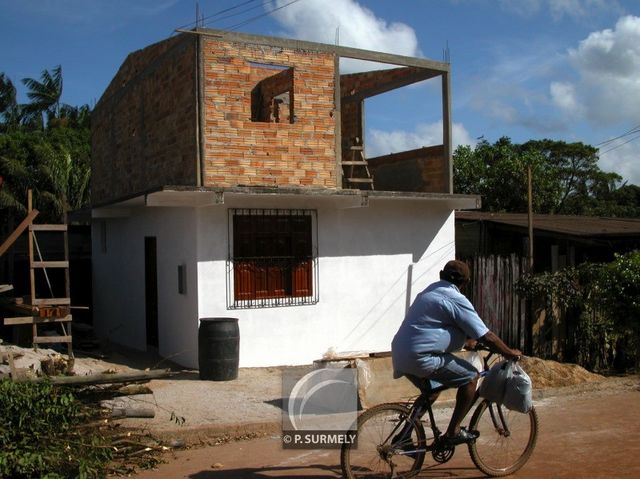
[317, 351, 484, 410]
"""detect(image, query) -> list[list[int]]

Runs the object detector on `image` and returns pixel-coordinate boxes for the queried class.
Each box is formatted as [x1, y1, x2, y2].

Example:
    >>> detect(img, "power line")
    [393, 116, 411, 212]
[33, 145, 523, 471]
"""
[595, 123, 640, 147]
[177, 0, 306, 33]
[599, 131, 640, 156]
[176, 0, 264, 31]
[226, 0, 306, 31]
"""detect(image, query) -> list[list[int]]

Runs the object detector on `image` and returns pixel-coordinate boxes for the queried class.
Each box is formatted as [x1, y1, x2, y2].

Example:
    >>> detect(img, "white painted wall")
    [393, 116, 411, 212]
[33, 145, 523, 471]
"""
[196, 195, 456, 367]
[93, 195, 456, 368]
[92, 207, 199, 366]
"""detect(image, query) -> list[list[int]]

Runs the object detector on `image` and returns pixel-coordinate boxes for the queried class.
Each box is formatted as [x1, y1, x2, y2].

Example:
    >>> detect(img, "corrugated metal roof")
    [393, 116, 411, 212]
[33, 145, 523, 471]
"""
[455, 211, 640, 237]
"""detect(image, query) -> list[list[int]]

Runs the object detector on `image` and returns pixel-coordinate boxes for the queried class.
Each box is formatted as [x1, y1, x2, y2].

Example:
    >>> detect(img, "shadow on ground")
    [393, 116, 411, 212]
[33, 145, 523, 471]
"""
[186, 463, 485, 478]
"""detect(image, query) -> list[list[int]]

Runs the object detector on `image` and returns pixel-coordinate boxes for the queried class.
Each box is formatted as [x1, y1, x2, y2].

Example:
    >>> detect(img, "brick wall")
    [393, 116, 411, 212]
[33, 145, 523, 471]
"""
[91, 35, 198, 205]
[340, 101, 363, 161]
[90, 34, 452, 203]
[339, 66, 440, 166]
[252, 67, 293, 122]
[368, 145, 448, 193]
[201, 38, 337, 188]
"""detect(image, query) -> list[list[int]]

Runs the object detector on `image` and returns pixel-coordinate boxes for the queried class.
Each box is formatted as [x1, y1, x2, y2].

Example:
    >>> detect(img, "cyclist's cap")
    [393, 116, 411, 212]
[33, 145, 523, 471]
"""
[442, 260, 470, 283]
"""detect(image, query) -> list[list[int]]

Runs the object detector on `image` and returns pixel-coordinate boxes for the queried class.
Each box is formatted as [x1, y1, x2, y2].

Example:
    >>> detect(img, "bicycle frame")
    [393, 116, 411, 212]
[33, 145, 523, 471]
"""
[393, 349, 513, 456]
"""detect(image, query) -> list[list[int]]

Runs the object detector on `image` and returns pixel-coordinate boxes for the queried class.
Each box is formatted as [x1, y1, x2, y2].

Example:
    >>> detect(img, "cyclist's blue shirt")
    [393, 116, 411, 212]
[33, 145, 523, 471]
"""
[391, 280, 489, 379]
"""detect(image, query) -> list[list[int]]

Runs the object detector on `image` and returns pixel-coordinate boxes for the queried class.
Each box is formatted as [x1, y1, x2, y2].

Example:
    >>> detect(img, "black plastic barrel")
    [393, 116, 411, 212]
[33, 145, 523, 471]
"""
[198, 317, 239, 381]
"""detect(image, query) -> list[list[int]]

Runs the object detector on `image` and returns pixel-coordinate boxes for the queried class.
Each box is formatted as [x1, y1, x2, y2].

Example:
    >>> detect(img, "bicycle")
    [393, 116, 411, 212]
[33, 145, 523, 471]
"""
[340, 346, 538, 478]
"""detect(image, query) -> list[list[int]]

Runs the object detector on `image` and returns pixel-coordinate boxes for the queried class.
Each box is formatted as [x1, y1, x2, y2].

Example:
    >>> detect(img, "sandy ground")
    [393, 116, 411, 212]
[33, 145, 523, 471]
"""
[1, 341, 632, 452]
[4, 341, 640, 479]
[127, 376, 640, 479]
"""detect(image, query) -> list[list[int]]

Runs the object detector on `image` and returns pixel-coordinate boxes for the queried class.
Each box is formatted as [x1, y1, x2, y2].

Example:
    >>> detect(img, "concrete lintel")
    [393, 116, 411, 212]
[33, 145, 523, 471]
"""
[336, 194, 369, 209]
[91, 208, 132, 219]
[145, 190, 224, 207]
[180, 28, 450, 72]
[367, 191, 481, 210]
[341, 68, 441, 103]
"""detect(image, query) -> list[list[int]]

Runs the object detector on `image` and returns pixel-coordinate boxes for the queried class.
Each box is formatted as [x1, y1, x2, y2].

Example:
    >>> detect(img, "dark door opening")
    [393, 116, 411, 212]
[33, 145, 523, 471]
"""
[144, 237, 159, 348]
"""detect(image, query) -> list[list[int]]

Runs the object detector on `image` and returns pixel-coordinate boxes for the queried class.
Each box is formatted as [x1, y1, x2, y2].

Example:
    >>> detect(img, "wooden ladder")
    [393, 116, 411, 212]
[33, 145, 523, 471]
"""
[3, 191, 73, 359]
[342, 138, 374, 190]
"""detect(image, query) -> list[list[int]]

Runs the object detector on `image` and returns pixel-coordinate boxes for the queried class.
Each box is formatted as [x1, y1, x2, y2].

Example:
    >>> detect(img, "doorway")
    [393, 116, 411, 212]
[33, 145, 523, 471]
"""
[144, 237, 159, 348]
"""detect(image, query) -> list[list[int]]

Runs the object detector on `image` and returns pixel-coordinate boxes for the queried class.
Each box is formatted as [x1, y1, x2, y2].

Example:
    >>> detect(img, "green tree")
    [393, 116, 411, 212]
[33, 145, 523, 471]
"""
[453, 137, 636, 216]
[524, 139, 623, 215]
[0, 73, 21, 130]
[0, 67, 91, 228]
[21, 65, 64, 128]
[453, 137, 561, 213]
[37, 126, 92, 219]
[0, 127, 91, 224]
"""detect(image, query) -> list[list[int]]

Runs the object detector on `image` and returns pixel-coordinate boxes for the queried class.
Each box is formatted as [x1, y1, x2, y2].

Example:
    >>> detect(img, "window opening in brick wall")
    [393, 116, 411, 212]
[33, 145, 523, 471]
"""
[227, 209, 318, 309]
[250, 63, 294, 124]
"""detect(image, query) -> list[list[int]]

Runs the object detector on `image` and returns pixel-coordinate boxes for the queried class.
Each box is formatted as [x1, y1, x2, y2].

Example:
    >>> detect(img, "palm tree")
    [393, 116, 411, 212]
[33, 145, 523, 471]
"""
[38, 146, 91, 220]
[21, 65, 64, 128]
[0, 73, 22, 130]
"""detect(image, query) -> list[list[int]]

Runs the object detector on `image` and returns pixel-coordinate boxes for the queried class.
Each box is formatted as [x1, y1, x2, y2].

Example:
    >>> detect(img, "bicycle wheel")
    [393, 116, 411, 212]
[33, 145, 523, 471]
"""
[468, 400, 538, 477]
[341, 403, 426, 479]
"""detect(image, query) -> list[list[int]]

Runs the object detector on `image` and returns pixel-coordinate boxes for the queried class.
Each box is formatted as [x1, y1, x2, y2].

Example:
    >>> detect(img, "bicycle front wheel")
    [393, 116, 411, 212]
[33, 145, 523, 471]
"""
[341, 403, 426, 479]
[468, 401, 538, 477]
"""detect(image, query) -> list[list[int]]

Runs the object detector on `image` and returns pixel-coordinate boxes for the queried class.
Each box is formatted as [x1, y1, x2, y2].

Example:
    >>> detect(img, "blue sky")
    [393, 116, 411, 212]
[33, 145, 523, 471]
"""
[1, 0, 639, 185]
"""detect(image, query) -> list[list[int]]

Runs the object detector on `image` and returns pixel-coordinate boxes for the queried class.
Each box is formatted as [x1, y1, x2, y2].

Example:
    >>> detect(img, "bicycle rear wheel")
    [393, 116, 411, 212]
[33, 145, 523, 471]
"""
[468, 400, 538, 477]
[341, 403, 426, 479]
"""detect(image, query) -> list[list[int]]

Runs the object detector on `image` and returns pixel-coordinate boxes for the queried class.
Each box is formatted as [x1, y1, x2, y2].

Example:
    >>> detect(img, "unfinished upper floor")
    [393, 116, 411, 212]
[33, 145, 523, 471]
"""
[91, 29, 454, 206]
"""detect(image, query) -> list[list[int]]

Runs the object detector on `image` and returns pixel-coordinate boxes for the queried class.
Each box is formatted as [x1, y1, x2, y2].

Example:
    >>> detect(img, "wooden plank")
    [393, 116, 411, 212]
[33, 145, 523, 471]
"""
[33, 335, 73, 344]
[8, 352, 17, 378]
[28, 191, 36, 312]
[345, 178, 374, 183]
[4, 315, 72, 325]
[31, 261, 69, 268]
[111, 408, 156, 418]
[29, 224, 67, 231]
[0, 209, 39, 257]
[33, 298, 71, 306]
[17, 369, 174, 386]
[341, 161, 369, 166]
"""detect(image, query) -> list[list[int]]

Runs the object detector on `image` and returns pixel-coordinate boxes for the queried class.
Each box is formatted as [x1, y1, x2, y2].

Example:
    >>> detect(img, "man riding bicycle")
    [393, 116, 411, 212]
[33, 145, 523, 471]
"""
[391, 260, 521, 445]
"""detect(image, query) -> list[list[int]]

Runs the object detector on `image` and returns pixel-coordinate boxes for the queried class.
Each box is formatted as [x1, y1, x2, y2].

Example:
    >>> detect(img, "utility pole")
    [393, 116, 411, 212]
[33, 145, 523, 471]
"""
[525, 163, 534, 357]
[527, 164, 534, 271]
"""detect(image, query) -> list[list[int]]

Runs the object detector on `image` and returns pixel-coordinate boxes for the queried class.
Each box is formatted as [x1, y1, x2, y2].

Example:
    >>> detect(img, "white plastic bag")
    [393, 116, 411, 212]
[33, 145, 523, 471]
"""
[502, 362, 533, 413]
[478, 359, 509, 403]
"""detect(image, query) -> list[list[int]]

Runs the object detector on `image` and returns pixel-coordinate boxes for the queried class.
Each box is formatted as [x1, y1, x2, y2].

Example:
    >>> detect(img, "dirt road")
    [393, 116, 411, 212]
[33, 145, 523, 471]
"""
[130, 384, 640, 479]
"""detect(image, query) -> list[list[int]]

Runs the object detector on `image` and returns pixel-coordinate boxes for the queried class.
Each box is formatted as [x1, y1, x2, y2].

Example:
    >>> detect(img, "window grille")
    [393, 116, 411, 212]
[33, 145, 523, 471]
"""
[227, 209, 319, 309]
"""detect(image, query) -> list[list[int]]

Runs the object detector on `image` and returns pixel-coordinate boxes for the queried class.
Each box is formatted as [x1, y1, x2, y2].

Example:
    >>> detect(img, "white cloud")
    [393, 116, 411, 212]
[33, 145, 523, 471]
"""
[498, 0, 543, 17]
[269, 0, 420, 57]
[464, 41, 568, 133]
[598, 140, 640, 186]
[367, 121, 475, 158]
[564, 15, 640, 125]
[550, 81, 584, 116]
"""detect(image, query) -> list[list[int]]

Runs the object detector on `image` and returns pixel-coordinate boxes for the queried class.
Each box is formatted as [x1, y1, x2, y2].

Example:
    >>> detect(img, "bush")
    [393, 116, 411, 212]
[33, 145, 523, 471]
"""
[516, 251, 640, 371]
[0, 380, 111, 479]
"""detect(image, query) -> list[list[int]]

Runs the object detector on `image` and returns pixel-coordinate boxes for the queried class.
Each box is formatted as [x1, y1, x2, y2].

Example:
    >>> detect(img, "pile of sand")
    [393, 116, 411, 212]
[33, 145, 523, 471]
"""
[519, 356, 605, 389]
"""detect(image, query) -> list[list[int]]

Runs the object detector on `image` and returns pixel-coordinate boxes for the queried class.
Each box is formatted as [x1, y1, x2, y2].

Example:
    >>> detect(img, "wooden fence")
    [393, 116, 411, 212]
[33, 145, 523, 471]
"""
[466, 254, 529, 353]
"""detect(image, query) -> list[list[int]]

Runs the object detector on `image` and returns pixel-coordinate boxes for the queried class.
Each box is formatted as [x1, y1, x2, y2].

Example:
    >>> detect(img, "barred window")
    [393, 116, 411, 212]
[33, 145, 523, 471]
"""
[227, 209, 318, 309]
